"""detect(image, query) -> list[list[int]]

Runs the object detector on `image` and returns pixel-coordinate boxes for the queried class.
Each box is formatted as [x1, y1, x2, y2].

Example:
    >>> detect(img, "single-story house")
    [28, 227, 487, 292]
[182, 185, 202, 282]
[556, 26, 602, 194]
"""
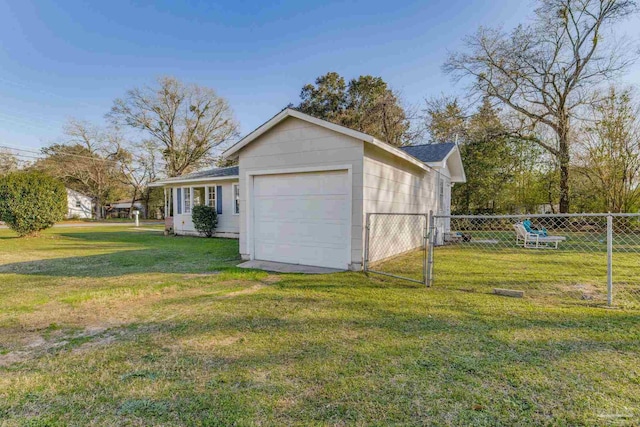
[151, 108, 465, 270]
[106, 199, 146, 219]
[65, 188, 93, 219]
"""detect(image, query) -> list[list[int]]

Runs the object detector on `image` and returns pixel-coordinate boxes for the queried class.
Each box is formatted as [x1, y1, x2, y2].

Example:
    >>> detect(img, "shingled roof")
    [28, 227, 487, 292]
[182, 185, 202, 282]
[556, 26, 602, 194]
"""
[151, 166, 238, 185]
[398, 143, 456, 163]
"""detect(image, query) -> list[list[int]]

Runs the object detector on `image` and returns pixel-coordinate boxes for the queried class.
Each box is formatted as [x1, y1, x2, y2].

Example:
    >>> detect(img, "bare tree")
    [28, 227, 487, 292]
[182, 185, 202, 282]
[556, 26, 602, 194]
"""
[35, 120, 124, 219]
[108, 76, 239, 177]
[0, 149, 20, 175]
[111, 134, 161, 218]
[444, 0, 638, 212]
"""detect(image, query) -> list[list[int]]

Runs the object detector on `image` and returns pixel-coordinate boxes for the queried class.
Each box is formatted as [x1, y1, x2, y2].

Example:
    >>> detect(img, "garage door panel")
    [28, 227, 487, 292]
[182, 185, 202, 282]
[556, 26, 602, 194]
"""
[254, 196, 348, 221]
[253, 171, 348, 197]
[255, 242, 345, 267]
[253, 170, 350, 269]
[254, 220, 347, 245]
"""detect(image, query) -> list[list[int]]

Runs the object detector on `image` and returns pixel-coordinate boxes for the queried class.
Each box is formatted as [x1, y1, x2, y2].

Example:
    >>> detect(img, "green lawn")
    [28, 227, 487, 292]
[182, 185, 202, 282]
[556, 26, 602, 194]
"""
[1, 227, 639, 426]
[372, 230, 640, 309]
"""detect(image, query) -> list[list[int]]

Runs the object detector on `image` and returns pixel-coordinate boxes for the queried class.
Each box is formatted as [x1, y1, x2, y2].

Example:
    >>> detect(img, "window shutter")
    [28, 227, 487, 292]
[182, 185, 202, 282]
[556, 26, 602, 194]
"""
[216, 185, 222, 214]
[176, 188, 182, 214]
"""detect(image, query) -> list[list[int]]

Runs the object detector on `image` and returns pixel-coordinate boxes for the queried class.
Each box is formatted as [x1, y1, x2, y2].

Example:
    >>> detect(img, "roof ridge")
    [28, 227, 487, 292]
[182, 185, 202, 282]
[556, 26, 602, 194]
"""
[401, 142, 455, 148]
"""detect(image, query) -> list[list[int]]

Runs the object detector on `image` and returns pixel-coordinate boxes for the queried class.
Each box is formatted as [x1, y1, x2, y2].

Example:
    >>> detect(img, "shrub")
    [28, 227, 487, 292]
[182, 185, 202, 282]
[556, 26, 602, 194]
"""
[0, 171, 67, 236]
[191, 205, 217, 237]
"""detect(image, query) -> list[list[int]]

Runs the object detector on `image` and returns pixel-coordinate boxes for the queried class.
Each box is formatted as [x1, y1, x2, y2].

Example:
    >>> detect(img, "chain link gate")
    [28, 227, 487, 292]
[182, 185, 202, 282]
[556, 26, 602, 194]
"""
[363, 212, 433, 285]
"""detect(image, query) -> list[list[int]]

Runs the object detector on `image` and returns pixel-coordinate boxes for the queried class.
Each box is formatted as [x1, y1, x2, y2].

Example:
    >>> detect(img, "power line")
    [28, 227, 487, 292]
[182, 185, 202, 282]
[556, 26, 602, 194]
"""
[0, 76, 102, 110]
[0, 144, 121, 164]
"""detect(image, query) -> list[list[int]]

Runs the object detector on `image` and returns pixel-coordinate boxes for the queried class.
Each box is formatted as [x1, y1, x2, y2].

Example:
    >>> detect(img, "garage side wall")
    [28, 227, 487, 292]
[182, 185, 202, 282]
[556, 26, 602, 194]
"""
[363, 145, 439, 262]
[238, 117, 364, 269]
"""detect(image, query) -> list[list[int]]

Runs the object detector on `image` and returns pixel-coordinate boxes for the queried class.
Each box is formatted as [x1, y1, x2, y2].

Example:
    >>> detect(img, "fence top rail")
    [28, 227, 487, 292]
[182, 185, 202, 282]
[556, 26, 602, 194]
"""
[367, 212, 430, 216]
[434, 213, 640, 220]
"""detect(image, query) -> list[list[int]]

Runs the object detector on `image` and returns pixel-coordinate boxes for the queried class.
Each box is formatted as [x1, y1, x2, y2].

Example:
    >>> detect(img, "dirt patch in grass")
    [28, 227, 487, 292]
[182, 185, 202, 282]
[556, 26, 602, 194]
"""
[171, 334, 244, 352]
[181, 271, 221, 279]
[223, 283, 265, 298]
[0, 325, 121, 366]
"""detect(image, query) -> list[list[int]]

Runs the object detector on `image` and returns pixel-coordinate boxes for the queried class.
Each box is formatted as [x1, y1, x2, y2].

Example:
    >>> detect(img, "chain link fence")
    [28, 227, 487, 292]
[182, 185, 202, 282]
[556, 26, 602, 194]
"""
[365, 212, 640, 308]
[364, 213, 429, 285]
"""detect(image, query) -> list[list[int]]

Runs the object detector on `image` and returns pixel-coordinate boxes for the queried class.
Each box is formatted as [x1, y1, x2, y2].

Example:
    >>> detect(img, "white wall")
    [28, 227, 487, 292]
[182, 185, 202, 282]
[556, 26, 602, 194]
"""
[363, 145, 442, 262]
[167, 180, 239, 237]
[66, 189, 92, 219]
[237, 116, 364, 269]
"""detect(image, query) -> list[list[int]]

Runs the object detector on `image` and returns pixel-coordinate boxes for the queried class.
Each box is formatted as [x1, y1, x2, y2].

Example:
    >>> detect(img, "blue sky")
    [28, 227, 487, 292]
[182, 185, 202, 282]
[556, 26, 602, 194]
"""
[1, 0, 639, 150]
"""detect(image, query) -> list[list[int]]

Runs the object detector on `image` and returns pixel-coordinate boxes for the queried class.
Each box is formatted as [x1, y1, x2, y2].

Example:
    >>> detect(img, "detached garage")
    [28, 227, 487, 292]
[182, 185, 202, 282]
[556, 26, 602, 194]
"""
[154, 108, 464, 270]
[222, 108, 465, 271]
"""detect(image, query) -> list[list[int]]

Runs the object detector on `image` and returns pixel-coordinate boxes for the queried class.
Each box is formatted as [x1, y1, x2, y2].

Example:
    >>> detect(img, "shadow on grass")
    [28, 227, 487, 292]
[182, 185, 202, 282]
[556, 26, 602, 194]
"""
[0, 230, 241, 278]
[0, 249, 242, 278]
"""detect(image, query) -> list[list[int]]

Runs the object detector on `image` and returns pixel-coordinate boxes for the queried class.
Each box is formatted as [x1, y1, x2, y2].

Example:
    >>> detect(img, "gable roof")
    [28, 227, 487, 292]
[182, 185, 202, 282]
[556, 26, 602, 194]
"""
[399, 143, 465, 183]
[149, 166, 239, 187]
[399, 143, 456, 163]
[222, 108, 432, 172]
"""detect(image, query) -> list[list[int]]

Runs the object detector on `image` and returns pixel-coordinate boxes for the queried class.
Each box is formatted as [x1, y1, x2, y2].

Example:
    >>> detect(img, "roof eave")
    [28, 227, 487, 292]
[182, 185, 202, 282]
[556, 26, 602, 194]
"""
[149, 175, 239, 187]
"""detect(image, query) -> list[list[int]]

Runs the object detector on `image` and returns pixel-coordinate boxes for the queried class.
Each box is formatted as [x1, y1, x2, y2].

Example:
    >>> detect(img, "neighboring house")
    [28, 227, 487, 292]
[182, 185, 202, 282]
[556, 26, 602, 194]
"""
[66, 188, 93, 219]
[106, 199, 145, 219]
[152, 108, 465, 270]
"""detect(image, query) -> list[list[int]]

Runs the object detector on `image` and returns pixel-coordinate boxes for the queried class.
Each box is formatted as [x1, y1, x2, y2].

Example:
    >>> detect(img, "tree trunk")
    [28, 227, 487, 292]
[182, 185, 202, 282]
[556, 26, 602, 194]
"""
[558, 125, 571, 213]
[129, 189, 138, 219]
[144, 190, 151, 219]
[95, 196, 101, 219]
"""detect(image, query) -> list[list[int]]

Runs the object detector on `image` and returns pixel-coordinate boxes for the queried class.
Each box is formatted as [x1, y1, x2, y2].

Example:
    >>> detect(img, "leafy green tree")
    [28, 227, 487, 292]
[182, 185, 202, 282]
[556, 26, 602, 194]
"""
[0, 171, 67, 236]
[424, 97, 466, 144]
[298, 72, 346, 120]
[454, 99, 517, 213]
[191, 205, 217, 237]
[297, 72, 412, 146]
[425, 97, 525, 213]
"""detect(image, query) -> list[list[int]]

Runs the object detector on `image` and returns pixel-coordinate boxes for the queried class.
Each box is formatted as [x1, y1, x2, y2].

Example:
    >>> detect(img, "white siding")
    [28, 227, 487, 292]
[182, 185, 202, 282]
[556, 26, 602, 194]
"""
[66, 189, 92, 219]
[168, 180, 239, 237]
[238, 117, 364, 269]
[363, 145, 440, 262]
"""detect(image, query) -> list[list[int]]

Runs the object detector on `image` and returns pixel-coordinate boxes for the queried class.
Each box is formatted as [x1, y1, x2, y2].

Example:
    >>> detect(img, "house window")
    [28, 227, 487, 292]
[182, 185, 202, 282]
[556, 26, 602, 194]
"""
[207, 186, 216, 208]
[193, 187, 205, 206]
[176, 188, 182, 214]
[184, 187, 191, 214]
[438, 180, 445, 213]
[75, 200, 81, 208]
[232, 183, 240, 215]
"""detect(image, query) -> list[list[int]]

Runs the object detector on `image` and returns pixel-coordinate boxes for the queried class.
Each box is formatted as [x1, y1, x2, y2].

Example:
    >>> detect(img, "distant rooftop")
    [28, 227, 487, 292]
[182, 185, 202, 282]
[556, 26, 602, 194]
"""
[399, 143, 456, 163]
[158, 166, 239, 183]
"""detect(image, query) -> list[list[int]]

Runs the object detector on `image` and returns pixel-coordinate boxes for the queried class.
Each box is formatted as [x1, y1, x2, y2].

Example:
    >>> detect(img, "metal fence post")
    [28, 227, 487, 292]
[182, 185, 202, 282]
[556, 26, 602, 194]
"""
[607, 213, 613, 306]
[426, 210, 434, 287]
[364, 213, 371, 274]
[422, 214, 428, 286]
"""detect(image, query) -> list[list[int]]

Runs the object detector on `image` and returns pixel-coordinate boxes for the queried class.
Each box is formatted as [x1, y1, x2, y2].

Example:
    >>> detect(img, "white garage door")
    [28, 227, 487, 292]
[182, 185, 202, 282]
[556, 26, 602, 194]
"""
[253, 170, 350, 269]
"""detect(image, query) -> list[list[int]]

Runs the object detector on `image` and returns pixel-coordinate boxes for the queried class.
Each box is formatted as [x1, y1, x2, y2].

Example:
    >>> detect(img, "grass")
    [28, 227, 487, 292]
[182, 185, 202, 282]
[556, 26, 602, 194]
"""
[1, 226, 639, 425]
[372, 230, 640, 308]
